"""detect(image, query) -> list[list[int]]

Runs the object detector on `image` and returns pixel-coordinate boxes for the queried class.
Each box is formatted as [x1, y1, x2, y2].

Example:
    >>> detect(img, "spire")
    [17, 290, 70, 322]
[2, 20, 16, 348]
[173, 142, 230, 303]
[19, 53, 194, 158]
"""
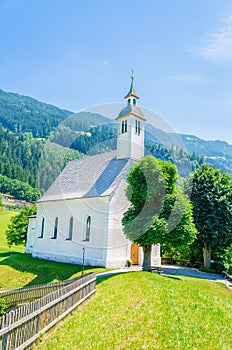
[124, 68, 139, 100]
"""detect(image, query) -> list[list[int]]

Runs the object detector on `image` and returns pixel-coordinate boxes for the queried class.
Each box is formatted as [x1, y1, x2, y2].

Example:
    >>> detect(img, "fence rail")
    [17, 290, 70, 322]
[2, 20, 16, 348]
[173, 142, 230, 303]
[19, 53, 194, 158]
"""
[0, 277, 81, 308]
[0, 273, 96, 350]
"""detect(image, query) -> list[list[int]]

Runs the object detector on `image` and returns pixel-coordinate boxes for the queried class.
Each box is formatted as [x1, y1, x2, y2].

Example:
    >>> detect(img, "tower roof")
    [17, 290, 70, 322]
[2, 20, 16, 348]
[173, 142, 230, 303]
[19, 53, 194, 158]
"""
[124, 69, 139, 99]
[116, 105, 146, 121]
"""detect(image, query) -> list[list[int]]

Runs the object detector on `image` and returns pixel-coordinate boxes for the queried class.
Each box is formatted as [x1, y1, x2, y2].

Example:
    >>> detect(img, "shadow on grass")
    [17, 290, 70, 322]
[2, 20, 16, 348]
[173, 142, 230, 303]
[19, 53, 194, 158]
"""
[96, 272, 133, 285]
[0, 251, 20, 258]
[0, 252, 104, 287]
[160, 274, 183, 281]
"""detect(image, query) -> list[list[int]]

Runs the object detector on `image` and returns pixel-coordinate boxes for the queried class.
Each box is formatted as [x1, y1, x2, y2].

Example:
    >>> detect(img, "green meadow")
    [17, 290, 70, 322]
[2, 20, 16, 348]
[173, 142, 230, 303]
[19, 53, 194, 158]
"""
[1, 210, 232, 349]
[36, 272, 232, 350]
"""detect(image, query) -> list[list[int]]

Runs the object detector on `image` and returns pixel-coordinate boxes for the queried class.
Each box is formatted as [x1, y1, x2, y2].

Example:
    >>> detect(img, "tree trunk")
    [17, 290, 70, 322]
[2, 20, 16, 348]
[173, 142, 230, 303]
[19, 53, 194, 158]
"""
[203, 240, 211, 269]
[142, 245, 152, 272]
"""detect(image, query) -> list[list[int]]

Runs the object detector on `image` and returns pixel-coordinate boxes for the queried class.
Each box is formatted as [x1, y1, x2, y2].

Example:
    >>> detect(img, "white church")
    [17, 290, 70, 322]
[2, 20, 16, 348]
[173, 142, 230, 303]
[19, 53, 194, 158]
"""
[26, 73, 161, 268]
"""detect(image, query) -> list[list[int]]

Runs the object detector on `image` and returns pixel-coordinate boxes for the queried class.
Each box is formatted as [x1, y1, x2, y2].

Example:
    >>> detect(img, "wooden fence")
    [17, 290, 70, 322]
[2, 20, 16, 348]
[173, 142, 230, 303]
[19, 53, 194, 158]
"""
[0, 277, 80, 308]
[0, 273, 96, 350]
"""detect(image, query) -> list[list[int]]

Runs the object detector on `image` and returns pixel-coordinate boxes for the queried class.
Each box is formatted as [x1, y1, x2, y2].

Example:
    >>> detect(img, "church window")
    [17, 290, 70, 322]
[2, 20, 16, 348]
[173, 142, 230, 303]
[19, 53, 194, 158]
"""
[122, 120, 125, 133]
[122, 120, 126, 133]
[52, 217, 58, 239]
[133, 98, 136, 105]
[39, 217, 45, 238]
[128, 98, 131, 105]
[84, 216, 91, 241]
[122, 120, 127, 133]
[67, 217, 73, 240]
[135, 120, 141, 135]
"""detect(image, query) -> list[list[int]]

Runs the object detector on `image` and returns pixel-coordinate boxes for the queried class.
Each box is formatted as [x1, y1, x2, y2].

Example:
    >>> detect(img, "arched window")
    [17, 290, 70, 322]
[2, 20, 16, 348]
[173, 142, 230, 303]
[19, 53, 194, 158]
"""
[133, 98, 136, 105]
[122, 120, 128, 133]
[52, 217, 58, 239]
[39, 217, 45, 238]
[67, 217, 73, 240]
[135, 120, 141, 135]
[125, 119, 128, 132]
[85, 216, 91, 241]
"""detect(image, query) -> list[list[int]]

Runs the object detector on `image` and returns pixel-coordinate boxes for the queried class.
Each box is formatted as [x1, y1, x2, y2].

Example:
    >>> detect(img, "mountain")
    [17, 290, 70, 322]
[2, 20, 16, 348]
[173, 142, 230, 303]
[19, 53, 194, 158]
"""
[0, 88, 232, 198]
[0, 89, 71, 138]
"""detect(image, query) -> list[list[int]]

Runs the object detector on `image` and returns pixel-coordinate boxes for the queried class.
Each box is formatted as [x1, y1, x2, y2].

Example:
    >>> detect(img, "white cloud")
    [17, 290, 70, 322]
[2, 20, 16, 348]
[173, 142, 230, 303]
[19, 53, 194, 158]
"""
[197, 14, 232, 62]
[169, 73, 211, 84]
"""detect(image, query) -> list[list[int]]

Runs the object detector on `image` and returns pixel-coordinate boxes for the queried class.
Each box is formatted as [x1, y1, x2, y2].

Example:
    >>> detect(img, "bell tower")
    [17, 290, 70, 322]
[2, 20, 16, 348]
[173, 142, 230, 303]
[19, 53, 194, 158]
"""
[116, 70, 146, 160]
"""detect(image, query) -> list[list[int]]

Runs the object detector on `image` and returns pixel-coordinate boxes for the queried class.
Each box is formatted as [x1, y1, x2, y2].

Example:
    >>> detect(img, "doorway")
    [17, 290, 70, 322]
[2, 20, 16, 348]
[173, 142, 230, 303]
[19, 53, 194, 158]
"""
[130, 243, 139, 265]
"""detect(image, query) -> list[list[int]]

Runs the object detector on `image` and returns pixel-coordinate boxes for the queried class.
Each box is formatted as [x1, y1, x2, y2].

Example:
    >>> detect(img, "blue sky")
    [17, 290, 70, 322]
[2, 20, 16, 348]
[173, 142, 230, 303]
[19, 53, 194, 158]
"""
[1, 0, 232, 142]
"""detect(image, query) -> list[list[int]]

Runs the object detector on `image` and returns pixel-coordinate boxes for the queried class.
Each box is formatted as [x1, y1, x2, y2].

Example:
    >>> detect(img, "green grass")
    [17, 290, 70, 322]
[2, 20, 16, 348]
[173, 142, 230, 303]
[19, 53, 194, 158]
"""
[0, 209, 18, 248]
[36, 272, 232, 350]
[0, 210, 108, 289]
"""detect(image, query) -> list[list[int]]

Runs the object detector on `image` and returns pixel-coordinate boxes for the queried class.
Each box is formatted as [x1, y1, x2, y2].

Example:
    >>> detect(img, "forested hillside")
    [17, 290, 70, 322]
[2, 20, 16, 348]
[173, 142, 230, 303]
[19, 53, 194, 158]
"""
[0, 89, 71, 138]
[0, 88, 232, 201]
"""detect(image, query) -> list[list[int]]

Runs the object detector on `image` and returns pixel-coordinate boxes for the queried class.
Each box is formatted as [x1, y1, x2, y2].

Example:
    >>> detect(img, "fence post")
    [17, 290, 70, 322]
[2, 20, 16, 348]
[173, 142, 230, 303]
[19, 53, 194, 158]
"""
[2, 332, 8, 350]
[36, 313, 41, 333]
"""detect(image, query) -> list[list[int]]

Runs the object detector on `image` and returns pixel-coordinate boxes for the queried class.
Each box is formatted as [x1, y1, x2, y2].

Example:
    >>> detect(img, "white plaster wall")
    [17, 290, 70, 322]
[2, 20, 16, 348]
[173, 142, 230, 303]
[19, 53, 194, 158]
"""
[107, 176, 131, 267]
[117, 116, 144, 161]
[131, 119, 144, 160]
[116, 119, 132, 160]
[25, 217, 36, 254]
[32, 197, 110, 267]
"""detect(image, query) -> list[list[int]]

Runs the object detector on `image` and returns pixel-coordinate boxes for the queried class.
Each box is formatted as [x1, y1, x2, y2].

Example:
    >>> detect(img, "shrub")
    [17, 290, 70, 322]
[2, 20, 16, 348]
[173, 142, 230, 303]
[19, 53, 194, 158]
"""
[227, 264, 232, 275]
[0, 298, 6, 317]
[198, 266, 217, 274]
[211, 261, 225, 274]
[125, 259, 132, 267]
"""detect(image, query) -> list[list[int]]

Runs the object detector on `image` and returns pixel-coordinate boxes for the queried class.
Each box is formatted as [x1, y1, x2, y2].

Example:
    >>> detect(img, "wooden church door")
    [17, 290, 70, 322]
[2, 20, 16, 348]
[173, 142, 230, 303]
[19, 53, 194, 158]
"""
[130, 243, 139, 265]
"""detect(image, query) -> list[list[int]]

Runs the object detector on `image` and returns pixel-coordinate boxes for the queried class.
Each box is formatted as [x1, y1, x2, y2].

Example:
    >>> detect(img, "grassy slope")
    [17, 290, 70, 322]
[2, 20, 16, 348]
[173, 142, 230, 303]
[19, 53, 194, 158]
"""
[37, 272, 232, 350]
[0, 210, 107, 289]
[1, 211, 232, 349]
[0, 210, 18, 249]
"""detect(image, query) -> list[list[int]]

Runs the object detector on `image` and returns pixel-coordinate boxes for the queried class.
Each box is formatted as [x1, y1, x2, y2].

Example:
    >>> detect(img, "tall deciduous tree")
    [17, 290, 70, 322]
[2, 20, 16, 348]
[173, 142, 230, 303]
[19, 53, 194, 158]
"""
[6, 205, 36, 246]
[122, 156, 197, 271]
[190, 164, 232, 269]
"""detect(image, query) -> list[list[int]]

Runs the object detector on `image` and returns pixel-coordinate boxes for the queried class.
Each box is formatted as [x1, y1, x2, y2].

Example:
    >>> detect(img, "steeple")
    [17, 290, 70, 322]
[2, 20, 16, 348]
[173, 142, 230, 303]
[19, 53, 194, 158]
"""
[116, 70, 145, 161]
[124, 68, 139, 105]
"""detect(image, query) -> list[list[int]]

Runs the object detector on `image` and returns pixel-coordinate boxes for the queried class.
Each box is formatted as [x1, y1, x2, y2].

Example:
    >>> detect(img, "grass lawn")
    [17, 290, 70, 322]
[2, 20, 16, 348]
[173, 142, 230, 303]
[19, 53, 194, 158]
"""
[0, 209, 19, 249]
[0, 210, 108, 290]
[36, 272, 232, 350]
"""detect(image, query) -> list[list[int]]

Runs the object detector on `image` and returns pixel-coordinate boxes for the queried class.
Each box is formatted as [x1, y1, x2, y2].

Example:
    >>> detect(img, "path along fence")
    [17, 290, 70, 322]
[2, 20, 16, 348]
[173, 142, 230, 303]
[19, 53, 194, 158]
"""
[0, 273, 96, 350]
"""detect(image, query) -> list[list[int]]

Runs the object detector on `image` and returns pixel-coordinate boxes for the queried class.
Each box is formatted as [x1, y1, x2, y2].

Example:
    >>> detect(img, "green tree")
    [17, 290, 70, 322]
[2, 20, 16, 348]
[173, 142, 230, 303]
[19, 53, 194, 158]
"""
[6, 205, 36, 246]
[190, 164, 232, 269]
[122, 156, 197, 271]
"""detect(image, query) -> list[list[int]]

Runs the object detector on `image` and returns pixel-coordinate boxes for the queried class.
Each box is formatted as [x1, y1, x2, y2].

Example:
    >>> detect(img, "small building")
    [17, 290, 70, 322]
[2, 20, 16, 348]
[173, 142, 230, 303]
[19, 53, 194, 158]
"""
[26, 73, 161, 267]
[1, 193, 32, 208]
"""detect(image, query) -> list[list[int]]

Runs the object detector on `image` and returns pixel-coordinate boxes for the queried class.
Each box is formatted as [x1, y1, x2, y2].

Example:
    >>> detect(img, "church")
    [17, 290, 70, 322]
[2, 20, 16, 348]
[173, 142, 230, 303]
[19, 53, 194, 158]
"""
[26, 73, 161, 268]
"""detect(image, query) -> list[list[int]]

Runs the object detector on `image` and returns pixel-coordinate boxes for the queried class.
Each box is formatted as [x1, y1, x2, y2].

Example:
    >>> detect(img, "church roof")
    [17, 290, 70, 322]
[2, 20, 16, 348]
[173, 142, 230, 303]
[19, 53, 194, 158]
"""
[116, 105, 146, 120]
[38, 151, 133, 202]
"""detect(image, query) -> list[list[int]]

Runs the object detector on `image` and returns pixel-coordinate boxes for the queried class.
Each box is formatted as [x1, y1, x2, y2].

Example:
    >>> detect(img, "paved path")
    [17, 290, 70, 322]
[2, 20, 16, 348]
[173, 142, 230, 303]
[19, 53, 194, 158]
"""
[97, 265, 232, 291]
[161, 265, 224, 281]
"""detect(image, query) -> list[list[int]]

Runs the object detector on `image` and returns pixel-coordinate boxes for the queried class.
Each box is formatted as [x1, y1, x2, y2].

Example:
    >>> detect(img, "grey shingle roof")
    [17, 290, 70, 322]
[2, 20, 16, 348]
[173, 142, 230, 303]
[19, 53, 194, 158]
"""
[38, 151, 133, 202]
[117, 105, 145, 120]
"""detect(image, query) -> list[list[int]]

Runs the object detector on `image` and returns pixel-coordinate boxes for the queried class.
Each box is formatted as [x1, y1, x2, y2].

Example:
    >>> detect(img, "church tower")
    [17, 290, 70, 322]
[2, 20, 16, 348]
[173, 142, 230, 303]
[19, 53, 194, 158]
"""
[116, 70, 146, 160]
